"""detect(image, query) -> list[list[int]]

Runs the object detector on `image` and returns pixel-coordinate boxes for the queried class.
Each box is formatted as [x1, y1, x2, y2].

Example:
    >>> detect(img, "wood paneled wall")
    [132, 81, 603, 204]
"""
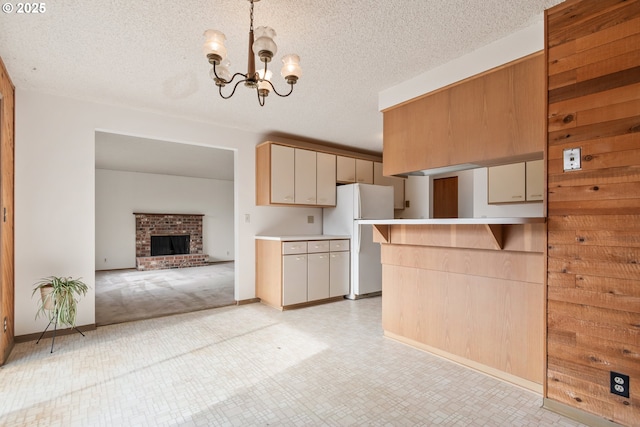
[0, 57, 15, 365]
[546, 1, 640, 425]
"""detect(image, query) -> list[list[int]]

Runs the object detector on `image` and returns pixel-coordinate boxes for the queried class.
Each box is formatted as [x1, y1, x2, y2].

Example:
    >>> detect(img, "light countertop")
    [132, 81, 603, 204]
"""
[357, 217, 546, 225]
[255, 234, 350, 241]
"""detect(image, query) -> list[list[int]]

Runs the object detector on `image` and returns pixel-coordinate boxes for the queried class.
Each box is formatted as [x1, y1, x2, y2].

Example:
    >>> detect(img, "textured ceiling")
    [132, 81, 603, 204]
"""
[0, 0, 562, 153]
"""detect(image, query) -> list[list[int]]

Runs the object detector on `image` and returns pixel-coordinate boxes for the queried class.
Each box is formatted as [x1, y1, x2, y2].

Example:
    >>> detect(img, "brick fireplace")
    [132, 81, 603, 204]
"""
[134, 213, 208, 271]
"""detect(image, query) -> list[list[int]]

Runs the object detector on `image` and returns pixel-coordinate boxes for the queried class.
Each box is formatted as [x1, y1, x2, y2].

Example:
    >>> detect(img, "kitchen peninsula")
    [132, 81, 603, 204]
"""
[361, 217, 546, 392]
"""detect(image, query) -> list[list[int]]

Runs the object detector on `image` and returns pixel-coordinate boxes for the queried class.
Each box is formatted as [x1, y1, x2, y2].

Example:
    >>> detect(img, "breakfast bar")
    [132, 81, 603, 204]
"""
[360, 217, 546, 392]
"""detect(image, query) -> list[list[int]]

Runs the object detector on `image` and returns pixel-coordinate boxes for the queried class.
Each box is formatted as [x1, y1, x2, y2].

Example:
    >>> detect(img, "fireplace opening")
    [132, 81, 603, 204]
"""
[151, 235, 190, 256]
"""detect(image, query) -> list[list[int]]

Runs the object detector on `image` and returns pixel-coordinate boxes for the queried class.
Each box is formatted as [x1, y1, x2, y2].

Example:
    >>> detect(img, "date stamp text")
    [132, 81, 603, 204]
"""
[2, 3, 47, 13]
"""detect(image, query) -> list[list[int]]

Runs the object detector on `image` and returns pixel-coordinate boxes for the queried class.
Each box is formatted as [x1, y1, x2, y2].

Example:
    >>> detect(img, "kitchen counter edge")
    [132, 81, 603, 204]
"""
[255, 235, 351, 241]
[357, 217, 546, 225]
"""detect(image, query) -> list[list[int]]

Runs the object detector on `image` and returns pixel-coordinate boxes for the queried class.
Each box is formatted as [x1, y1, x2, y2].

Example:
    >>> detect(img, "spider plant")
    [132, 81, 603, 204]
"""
[32, 276, 89, 327]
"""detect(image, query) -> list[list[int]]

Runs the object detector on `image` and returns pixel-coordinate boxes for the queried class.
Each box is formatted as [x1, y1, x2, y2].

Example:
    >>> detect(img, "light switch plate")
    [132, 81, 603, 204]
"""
[563, 148, 581, 171]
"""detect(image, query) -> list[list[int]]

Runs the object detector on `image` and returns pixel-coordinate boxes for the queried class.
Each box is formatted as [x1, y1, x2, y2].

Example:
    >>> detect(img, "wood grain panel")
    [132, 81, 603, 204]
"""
[255, 240, 283, 309]
[383, 53, 544, 176]
[548, 285, 640, 313]
[547, 306, 638, 346]
[546, 2, 640, 422]
[388, 223, 545, 252]
[547, 0, 640, 48]
[548, 82, 640, 120]
[381, 244, 544, 284]
[0, 57, 15, 366]
[548, 214, 640, 231]
[548, 199, 640, 216]
[382, 264, 544, 386]
[549, 98, 640, 132]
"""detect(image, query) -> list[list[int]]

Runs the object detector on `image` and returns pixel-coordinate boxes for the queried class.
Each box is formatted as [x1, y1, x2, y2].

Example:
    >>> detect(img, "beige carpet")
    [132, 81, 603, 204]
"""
[95, 262, 235, 325]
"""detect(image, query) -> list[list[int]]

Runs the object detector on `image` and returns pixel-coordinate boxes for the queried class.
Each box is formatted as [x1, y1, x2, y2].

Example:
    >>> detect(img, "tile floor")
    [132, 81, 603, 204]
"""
[1, 298, 586, 426]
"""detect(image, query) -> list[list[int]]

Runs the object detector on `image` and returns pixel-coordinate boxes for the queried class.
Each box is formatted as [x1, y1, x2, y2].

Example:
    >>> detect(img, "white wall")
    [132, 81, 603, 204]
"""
[15, 89, 323, 335]
[379, 18, 544, 111]
[95, 169, 234, 270]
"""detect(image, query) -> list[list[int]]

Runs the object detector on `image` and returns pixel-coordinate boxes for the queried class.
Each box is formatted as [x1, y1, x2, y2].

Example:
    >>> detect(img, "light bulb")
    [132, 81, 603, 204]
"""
[281, 54, 302, 83]
[203, 30, 227, 64]
[252, 26, 278, 62]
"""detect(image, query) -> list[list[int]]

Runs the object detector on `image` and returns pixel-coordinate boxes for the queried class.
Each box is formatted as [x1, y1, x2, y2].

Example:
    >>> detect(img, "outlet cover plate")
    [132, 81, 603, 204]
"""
[563, 148, 582, 171]
[610, 371, 630, 398]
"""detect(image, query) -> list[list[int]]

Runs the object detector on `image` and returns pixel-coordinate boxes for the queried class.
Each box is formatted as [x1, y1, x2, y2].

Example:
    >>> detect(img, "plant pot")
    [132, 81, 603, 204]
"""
[40, 285, 55, 310]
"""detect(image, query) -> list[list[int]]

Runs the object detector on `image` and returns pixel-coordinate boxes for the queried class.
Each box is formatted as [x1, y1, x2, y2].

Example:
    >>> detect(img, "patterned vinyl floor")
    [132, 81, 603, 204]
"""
[1, 297, 587, 426]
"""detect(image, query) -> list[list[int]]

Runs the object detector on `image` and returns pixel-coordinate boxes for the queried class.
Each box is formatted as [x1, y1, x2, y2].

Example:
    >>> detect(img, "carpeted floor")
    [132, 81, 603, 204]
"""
[95, 262, 235, 325]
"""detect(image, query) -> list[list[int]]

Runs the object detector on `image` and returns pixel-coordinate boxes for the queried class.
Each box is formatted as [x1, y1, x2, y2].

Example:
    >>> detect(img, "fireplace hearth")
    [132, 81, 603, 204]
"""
[134, 213, 208, 271]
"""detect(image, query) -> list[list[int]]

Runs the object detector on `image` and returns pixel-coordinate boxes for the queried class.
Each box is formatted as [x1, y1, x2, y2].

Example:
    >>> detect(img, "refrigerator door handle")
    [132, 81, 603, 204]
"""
[357, 223, 362, 254]
[356, 185, 362, 219]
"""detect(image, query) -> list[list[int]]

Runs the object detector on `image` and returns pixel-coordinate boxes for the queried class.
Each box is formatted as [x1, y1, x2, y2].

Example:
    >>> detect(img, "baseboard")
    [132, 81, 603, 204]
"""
[543, 399, 624, 427]
[236, 298, 260, 306]
[15, 324, 97, 343]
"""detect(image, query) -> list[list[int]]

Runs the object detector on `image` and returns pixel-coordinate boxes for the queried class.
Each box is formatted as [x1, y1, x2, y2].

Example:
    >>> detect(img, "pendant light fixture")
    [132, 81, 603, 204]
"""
[203, 0, 302, 107]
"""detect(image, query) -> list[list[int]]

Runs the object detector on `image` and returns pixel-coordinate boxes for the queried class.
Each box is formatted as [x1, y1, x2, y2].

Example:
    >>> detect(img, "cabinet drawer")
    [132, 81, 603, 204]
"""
[282, 241, 308, 255]
[307, 240, 330, 253]
[330, 240, 350, 252]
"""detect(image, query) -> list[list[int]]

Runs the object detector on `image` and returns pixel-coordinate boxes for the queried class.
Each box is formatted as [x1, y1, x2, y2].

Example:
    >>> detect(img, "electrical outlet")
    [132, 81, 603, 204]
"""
[563, 148, 582, 171]
[3, 317, 7, 333]
[307, 215, 314, 224]
[405, 200, 410, 208]
[610, 371, 630, 398]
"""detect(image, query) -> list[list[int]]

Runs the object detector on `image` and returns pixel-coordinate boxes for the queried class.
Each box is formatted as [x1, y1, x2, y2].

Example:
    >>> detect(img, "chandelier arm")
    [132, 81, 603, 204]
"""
[264, 79, 295, 98]
[257, 88, 266, 107]
[219, 77, 250, 100]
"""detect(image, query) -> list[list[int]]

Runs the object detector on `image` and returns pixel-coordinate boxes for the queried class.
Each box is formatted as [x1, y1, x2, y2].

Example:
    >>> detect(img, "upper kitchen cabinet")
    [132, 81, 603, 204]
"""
[317, 152, 337, 206]
[257, 140, 381, 207]
[373, 162, 406, 209]
[336, 156, 374, 184]
[257, 142, 336, 207]
[382, 52, 545, 176]
[487, 159, 544, 204]
[269, 144, 295, 204]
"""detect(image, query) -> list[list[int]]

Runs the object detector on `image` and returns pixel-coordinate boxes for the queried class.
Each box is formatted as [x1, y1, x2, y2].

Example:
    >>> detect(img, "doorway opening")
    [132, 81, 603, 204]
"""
[94, 131, 236, 325]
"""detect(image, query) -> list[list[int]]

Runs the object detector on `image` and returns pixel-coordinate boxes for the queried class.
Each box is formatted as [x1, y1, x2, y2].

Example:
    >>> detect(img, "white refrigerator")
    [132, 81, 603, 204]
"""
[322, 184, 394, 299]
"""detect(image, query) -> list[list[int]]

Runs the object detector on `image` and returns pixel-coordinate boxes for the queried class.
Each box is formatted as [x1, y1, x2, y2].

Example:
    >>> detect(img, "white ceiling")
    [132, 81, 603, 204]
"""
[95, 132, 234, 181]
[0, 0, 562, 155]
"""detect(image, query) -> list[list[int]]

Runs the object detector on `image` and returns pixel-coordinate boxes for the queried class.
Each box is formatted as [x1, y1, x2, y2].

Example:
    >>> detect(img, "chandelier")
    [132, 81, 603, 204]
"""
[203, 0, 302, 107]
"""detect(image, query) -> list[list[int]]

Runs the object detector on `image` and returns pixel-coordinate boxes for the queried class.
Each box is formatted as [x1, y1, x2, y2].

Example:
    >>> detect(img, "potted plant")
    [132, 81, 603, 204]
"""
[32, 276, 89, 327]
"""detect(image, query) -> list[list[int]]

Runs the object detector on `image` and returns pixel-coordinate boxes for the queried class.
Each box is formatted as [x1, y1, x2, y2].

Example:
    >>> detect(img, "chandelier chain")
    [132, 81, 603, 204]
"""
[249, 0, 254, 32]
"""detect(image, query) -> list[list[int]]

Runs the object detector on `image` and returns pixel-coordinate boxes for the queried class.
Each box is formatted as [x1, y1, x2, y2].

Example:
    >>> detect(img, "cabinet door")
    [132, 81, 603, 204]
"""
[294, 148, 317, 205]
[336, 156, 356, 183]
[488, 163, 526, 204]
[329, 251, 350, 297]
[526, 160, 544, 201]
[374, 162, 405, 209]
[271, 145, 295, 204]
[282, 254, 307, 305]
[355, 159, 373, 184]
[316, 152, 336, 206]
[307, 253, 330, 301]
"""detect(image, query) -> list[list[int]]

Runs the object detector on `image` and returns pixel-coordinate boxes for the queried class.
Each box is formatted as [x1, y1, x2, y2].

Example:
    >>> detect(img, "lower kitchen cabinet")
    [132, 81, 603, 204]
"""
[256, 237, 350, 310]
[329, 251, 349, 297]
[282, 253, 308, 305]
[307, 253, 330, 301]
